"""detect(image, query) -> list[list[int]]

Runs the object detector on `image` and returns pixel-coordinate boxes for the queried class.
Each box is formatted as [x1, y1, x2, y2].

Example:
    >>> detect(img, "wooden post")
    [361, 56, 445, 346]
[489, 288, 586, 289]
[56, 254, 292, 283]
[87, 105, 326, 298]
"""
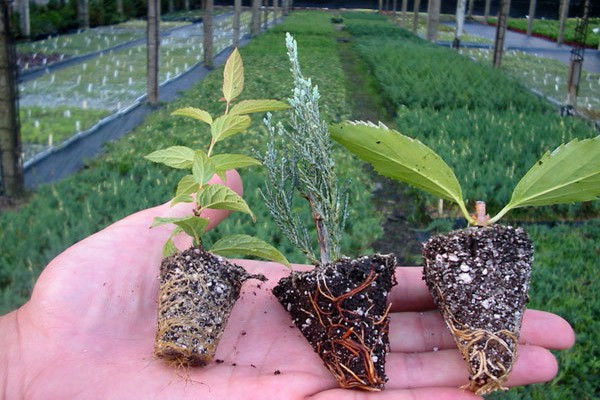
[558, 0, 570, 45]
[412, 0, 421, 34]
[233, 0, 241, 48]
[526, 0, 537, 36]
[454, 0, 467, 48]
[401, 0, 407, 26]
[251, 0, 261, 36]
[426, 0, 440, 42]
[203, 0, 214, 69]
[493, 0, 511, 68]
[146, 0, 160, 104]
[484, 0, 491, 21]
[0, 0, 24, 197]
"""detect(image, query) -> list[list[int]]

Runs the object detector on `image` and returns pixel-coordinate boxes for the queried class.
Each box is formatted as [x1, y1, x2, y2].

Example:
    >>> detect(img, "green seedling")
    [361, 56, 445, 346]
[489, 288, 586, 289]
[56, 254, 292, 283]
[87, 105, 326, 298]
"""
[330, 120, 600, 394]
[145, 48, 290, 367]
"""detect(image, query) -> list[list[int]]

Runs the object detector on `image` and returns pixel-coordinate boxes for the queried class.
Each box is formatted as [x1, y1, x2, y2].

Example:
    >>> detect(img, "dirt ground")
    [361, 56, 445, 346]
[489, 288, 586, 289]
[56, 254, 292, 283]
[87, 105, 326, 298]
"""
[336, 30, 426, 266]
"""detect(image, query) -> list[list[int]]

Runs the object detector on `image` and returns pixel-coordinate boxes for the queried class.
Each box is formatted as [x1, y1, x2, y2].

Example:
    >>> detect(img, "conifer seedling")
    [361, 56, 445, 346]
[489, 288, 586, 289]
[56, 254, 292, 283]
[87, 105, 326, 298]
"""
[145, 48, 290, 367]
[262, 34, 397, 391]
[330, 121, 600, 395]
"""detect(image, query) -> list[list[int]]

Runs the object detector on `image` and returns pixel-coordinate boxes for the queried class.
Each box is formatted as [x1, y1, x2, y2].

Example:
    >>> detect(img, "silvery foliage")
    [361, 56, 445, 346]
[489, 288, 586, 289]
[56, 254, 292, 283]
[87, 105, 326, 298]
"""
[260, 33, 349, 265]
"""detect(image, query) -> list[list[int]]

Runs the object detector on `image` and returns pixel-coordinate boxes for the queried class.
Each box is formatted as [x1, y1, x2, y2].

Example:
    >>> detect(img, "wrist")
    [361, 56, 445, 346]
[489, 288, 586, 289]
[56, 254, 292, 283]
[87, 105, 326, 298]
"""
[0, 310, 21, 397]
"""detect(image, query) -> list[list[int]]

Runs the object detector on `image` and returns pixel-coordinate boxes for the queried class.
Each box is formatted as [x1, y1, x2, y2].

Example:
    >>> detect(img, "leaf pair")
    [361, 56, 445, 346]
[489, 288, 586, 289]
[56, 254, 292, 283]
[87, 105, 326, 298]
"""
[330, 121, 600, 224]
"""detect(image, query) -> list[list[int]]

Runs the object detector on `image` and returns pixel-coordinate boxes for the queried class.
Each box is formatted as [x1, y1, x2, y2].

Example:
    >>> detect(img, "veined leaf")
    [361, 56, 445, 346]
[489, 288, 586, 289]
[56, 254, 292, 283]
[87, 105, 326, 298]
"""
[150, 215, 208, 228]
[330, 121, 467, 209]
[501, 137, 600, 213]
[192, 150, 216, 185]
[144, 146, 195, 169]
[211, 154, 261, 171]
[210, 234, 290, 268]
[223, 48, 244, 104]
[197, 184, 255, 220]
[211, 114, 251, 143]
[172, 216, 210, 245]
[229, 99, 290, 115]
[170, 194, 194, 206]
[175, 174, 199, 198]
[171, 107, 213, 125]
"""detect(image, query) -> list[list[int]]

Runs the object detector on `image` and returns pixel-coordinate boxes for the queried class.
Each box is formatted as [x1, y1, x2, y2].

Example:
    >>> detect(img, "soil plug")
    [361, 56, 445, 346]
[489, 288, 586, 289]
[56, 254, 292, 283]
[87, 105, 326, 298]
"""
[330, 121, 600, 394]
[145, 48, 290, 367]
[261, 34, 397, 391]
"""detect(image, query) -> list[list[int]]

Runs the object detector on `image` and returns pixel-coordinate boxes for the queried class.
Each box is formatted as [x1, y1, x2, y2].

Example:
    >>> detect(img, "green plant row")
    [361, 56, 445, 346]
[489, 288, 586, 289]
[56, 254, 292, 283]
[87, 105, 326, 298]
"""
[0, 11, 382, 314]
[486, 17, 600, 48]
[342, 16, 599, 219]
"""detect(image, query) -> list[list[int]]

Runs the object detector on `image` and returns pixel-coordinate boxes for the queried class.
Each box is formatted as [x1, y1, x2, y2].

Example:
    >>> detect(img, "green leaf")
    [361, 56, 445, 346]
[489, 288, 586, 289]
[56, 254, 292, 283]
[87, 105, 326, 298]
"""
[228, 99, 290, 115]
[163, 238, 179, 257]
[144, 146, 195, 169]
[210, 234, 290, 268]
[171, 107, 213, 125]
[330, 121, 467, 210]
[211, 114, 251, 143]
[172, 216, 210, 244]
[222, 48, 244, 103]
[175, 174, 199, 197]
[197, 184, 255, 221]
[211, 154, 261, 171]
[170, 194, 194, 206]
[500, 137, 600, 214]
[192, 150, 216, 185]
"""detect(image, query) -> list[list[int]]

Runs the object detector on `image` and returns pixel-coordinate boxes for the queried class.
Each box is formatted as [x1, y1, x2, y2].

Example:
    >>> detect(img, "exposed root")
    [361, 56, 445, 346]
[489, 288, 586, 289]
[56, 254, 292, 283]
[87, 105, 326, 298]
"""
[312, 267, 390, 391]
[437, 285, 518, 396]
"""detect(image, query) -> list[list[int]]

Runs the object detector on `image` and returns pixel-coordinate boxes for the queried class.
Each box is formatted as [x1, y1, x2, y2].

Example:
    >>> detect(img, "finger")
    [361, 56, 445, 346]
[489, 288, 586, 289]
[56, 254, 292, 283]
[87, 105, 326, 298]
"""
[384, 345, 559, 390]
[308, 387, 481, 400]
[389, 267, 436, 312]
[389, 308, 575, 353]
[520, 309, 575, 350]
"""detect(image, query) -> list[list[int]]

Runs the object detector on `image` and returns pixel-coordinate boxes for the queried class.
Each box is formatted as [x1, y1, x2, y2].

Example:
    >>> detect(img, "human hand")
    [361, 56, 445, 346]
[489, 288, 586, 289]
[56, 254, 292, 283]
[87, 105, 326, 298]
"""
[0, 171, 574, 400]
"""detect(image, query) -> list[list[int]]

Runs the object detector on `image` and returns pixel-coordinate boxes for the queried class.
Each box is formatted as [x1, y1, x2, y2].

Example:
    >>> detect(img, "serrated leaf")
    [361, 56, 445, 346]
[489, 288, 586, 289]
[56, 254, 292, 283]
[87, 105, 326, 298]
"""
[228, 99, 290, 115]
[151, 216, 207, 229]
[175, 174, 199, 198]
[172, 216, 210, 244]
[506, 136, 600, 209]
[197, 184, 255, 220]
[210, 234, 290, 267]
[192, 150, 216, 185]
[144, 146, 195, 169]
[330, 121, 466, 206]
[211, 154, 261, 171]
[211, 114, 251, 143]
[223, 48, 244, 103]
[171, 107, 213, 125]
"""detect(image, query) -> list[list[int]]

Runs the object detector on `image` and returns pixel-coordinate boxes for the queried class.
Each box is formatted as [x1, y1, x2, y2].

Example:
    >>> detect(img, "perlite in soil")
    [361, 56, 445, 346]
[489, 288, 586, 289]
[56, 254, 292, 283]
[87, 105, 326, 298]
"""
[260, 34, 397, 391]
[331, 121, 600, 395]
[145, 48, 290, 367]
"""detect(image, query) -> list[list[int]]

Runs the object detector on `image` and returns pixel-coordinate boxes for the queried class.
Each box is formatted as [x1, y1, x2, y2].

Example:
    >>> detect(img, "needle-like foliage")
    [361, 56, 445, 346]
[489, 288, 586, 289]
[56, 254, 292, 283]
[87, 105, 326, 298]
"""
[260, 33, 350, 265]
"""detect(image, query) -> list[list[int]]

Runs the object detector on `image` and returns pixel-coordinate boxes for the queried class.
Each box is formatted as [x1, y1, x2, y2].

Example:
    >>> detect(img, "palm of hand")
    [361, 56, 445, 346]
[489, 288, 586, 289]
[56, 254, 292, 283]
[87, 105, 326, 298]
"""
[11, 197, 574, 400]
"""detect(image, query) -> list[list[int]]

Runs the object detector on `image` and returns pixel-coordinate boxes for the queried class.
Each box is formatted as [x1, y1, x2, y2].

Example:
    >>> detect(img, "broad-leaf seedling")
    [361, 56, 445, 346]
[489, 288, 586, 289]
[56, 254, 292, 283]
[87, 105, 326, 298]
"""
[146, 48, 290, 367]
[330, 120, 600, 395]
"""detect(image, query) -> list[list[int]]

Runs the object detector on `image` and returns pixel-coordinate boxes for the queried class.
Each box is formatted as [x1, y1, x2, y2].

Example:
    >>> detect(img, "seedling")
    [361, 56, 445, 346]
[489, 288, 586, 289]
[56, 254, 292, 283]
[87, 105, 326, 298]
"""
[145, 48, 290, 367]
[330, 121, 600, 395]
[261, 34, 397, 391]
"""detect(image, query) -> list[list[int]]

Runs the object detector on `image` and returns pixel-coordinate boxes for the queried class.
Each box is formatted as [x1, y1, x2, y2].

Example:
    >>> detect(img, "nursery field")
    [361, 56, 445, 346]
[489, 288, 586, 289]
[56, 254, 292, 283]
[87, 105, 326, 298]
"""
[1, 10, 599, 399]
[18, 11, 256, 159]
